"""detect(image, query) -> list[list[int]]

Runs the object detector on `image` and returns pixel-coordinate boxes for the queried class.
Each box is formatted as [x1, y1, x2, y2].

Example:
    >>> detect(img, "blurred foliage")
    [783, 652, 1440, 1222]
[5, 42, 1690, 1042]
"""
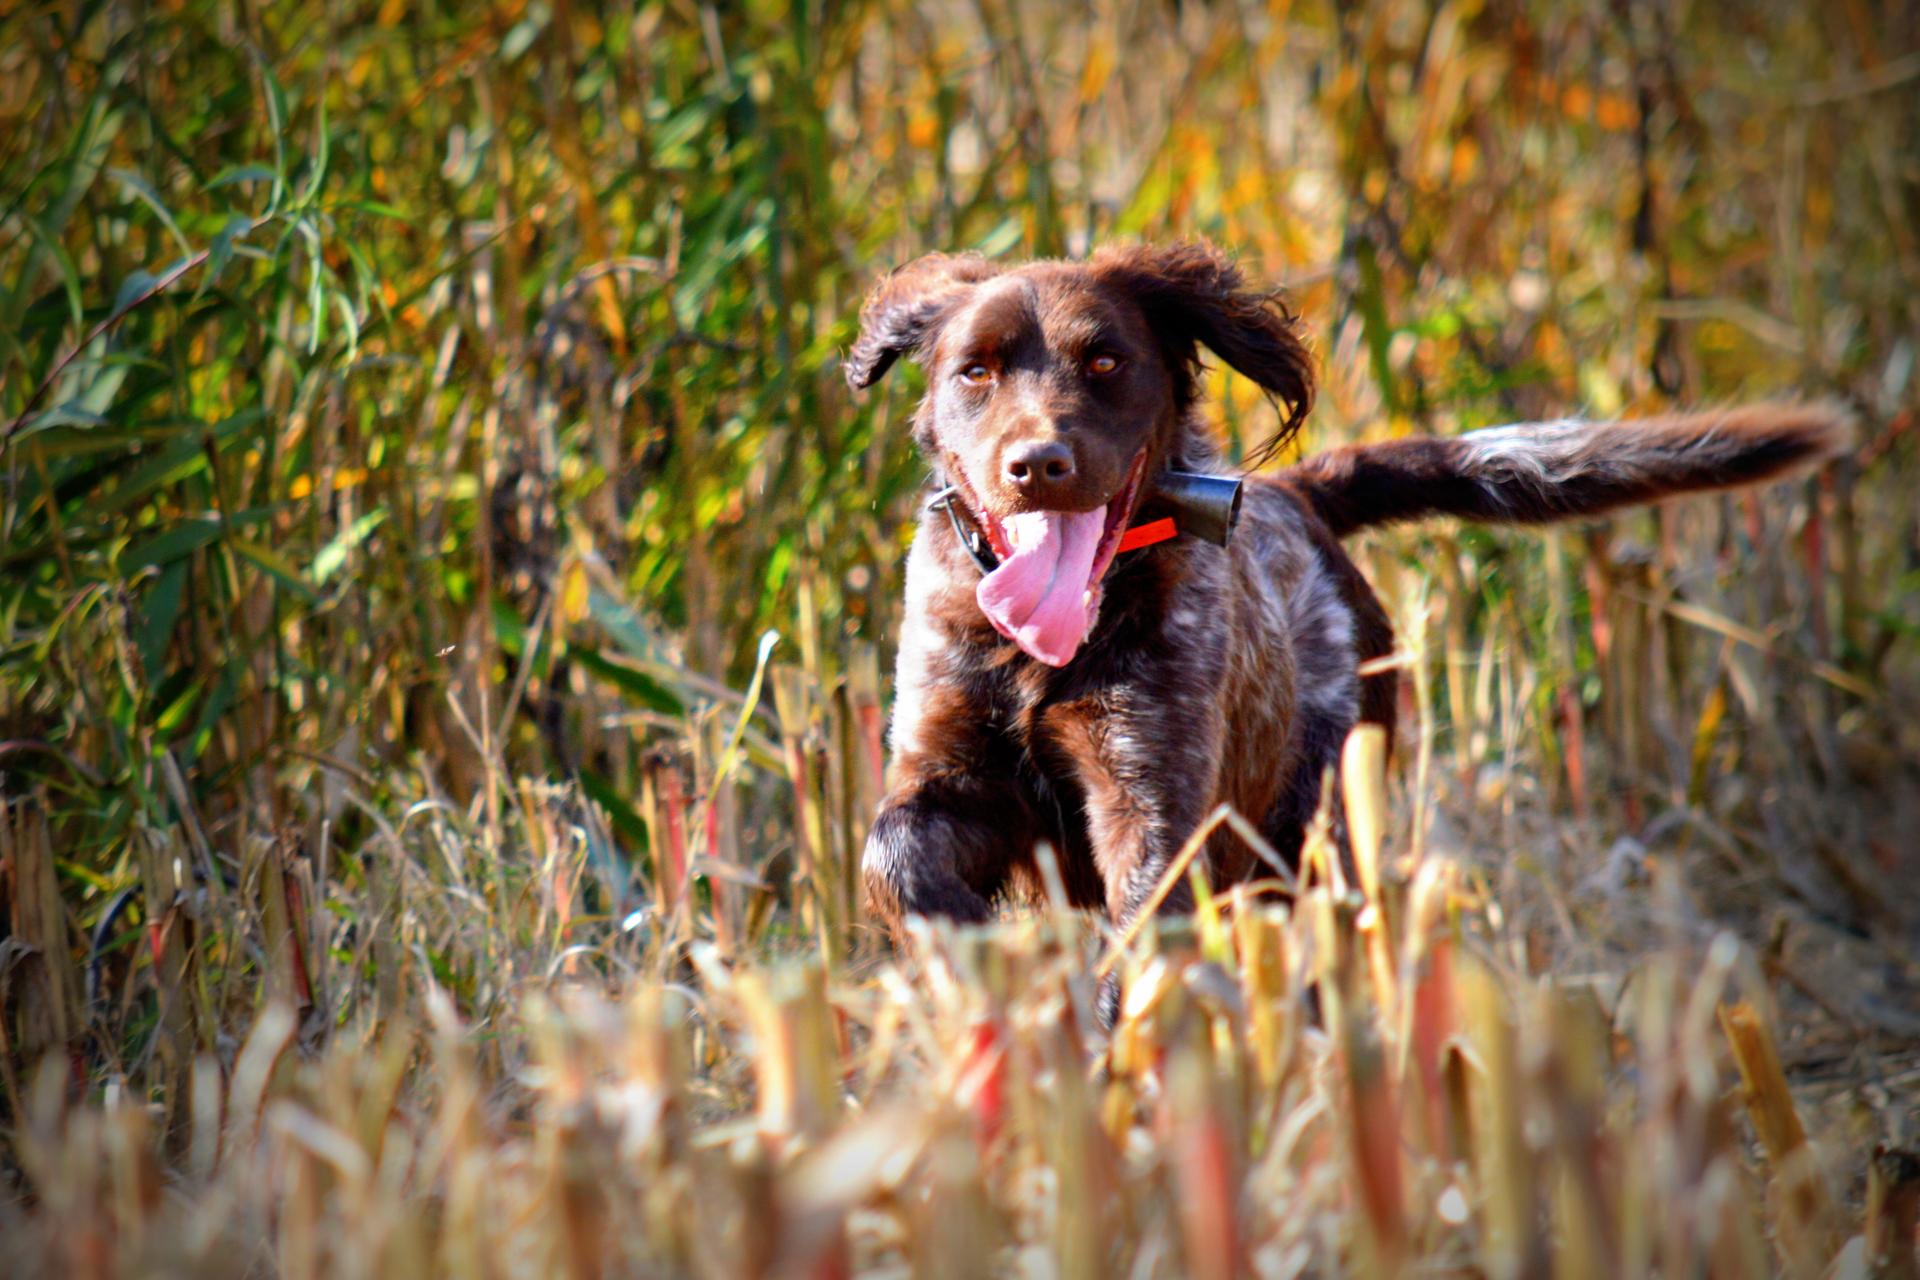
[1, 0, 1917, 1078]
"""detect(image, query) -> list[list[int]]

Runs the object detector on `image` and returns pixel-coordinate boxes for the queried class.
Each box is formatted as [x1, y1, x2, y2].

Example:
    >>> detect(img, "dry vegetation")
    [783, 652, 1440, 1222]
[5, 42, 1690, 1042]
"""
[2, 1, 1918, 1275]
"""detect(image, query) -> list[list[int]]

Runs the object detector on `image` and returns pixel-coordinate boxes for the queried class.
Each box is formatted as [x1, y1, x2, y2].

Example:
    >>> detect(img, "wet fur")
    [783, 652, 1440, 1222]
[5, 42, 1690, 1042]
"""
[849, 242, 1851, 991]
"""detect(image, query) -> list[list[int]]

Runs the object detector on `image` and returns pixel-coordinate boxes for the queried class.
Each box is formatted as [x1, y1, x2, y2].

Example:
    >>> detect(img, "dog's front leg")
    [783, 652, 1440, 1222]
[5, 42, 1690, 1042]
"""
[862, 765, 1039, 929]
[1046, 687, 1225, 1019]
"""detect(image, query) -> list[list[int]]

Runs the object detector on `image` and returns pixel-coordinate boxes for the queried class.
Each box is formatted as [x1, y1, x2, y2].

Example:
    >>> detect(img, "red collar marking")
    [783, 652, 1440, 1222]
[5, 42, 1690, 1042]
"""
[1114, 517, 1178, 554]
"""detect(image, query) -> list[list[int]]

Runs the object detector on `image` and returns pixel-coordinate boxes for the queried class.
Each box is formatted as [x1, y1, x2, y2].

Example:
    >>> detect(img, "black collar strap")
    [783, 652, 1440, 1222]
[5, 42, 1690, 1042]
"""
[929, 485, 1000, 574]
[928, 469, 1243, 579]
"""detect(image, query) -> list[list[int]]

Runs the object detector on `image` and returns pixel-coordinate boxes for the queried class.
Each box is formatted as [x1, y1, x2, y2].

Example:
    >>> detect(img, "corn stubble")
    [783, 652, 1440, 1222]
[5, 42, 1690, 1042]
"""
[3, 731, 1909, 1279]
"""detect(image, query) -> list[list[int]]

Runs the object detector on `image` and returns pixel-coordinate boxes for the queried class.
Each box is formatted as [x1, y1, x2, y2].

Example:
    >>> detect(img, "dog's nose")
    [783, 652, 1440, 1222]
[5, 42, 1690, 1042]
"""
[1003, 440, 1075, 495]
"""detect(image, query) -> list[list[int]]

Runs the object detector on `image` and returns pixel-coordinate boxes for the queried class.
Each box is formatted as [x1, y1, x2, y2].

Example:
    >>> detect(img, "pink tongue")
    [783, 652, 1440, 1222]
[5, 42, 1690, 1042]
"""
[976, 507, 1108, 666]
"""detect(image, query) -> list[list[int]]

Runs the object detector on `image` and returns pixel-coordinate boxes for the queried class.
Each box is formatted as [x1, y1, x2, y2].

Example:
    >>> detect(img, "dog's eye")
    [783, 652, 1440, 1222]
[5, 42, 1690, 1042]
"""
[958, 363, 992, 385]
[1087, 354, 1121, 377]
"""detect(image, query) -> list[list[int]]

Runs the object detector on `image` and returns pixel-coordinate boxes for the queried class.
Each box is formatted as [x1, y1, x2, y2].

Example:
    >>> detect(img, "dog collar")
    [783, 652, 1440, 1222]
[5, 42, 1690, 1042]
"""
[928, 485, 1005, 574]
[927, 470, 1243, 576]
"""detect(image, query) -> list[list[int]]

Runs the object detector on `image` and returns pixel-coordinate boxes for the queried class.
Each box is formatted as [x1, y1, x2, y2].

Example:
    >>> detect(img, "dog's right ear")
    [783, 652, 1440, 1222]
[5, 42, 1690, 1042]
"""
[844, 253, 1002, 390]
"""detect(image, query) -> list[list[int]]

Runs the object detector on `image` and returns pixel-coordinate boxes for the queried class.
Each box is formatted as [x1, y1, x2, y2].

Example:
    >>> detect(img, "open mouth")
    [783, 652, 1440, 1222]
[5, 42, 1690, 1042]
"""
[966, 449, 1151, 667]
[977, 449, 1148, 582]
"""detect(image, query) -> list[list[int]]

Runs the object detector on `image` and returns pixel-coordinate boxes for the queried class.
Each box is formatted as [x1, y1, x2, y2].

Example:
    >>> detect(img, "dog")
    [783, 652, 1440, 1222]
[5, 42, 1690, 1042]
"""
[843, 242, 1848, 988]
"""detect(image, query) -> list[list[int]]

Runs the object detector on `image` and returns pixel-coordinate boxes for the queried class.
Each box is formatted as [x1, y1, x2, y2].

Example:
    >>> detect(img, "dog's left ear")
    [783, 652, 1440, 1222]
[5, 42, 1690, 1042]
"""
[845, 252, 1003, 390]
[1093, 241, 1315, 438]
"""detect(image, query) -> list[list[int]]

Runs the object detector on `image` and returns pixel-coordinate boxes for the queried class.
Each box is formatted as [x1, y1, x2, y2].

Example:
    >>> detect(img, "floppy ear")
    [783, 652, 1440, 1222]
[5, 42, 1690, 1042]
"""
[1092, 241, 1315, 445]
[845, 252, 1002, 390]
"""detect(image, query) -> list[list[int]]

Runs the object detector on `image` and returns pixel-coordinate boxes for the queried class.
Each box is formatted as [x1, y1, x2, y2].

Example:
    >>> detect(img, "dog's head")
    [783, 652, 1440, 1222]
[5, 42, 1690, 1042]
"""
[846, 242, 1313, 665]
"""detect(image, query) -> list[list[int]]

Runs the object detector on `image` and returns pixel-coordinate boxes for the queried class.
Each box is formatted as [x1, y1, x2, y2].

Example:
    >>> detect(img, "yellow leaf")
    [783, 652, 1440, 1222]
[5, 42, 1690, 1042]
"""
[1688, 681, 1727, 805]
[1449, 137, 1479, 184]
[1078, 38, 1113, 104]
[560, 560, 589, 624]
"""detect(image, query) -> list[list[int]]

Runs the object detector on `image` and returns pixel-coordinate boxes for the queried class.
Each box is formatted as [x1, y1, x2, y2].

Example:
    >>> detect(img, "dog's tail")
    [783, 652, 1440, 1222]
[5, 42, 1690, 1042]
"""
[1284, 403, 1852, 538]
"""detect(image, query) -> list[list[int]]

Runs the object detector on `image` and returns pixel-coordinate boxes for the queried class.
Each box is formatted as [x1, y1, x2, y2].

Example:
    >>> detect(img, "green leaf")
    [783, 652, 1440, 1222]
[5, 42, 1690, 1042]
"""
[120, 504, 276, 571]
[154, 676, 204, 733]
[579, 769, 649, 851]
[492, 595, 527, 657]
[587, 585, 663, 661]
[572, 647, 686, 716]
[233, 537, 319, 601]
[136, 560, 188, 675]
[250, 45, 290, 213]
[107, 168, 193, 260]
[500, 6, 550, 61]
[331, 198, 410, 221]
[122, 517, 224, 571]
[312, 508, 387, 584]
[208, 164, 278, 188]
[185, 663, 239, 763]
[113, 269, 161, 314]
[203, 215, 257, 293]
[17, 214, 86, 331]
[974, 215, 1024, 257]
[331, 288, 359, 361]
[295, 94, 330, 210]
[92, 410, 264, 519]
[16, 403, 109, 435]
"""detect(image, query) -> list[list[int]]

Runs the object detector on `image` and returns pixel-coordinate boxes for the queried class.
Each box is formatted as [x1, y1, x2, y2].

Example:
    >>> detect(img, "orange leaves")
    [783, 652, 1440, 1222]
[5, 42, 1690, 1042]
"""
[1549, 80, 1639, 132]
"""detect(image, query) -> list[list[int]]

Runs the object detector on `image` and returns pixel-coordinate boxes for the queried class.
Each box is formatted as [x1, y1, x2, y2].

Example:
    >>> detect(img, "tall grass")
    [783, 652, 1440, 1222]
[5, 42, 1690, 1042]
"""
[2, 0, 1917, 1274]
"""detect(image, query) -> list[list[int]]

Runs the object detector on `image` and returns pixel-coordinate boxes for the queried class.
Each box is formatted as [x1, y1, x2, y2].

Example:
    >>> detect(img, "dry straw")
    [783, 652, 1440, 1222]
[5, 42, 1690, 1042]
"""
[4, 729, 1912, 1278]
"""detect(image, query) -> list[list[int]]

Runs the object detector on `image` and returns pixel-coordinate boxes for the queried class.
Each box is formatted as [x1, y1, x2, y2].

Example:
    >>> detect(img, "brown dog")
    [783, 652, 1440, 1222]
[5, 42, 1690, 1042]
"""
[845, 242, 1847, 992]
